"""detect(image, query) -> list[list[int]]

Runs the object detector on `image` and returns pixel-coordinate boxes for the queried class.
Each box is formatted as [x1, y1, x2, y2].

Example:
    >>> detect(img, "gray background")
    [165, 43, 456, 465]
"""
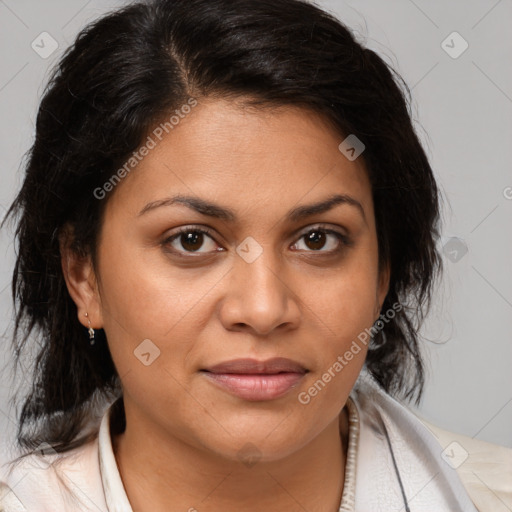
[1, 0, 511, 460]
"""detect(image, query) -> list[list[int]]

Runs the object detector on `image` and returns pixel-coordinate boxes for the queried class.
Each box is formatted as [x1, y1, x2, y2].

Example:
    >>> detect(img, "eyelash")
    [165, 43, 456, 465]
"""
[162, 224, 351, 257]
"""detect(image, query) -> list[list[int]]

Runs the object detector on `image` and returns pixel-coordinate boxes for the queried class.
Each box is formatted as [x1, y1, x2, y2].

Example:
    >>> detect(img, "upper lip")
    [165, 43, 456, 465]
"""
[202, 357, 308, 374]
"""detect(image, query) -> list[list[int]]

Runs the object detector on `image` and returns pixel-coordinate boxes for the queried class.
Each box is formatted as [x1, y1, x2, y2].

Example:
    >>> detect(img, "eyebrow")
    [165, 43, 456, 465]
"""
[138, 193, 366, 223]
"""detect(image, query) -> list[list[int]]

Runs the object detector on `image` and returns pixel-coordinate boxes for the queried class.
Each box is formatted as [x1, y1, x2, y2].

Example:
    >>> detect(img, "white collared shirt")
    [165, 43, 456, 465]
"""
[1, 370, 511, 511]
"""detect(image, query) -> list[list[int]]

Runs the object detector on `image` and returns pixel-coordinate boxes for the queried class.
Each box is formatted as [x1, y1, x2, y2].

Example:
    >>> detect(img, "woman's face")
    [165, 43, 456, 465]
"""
[78, 98, 389, 462]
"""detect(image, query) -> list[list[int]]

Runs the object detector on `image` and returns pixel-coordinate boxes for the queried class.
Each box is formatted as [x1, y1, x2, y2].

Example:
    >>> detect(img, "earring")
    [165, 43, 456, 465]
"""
[370, 330, 387, 349]
[85, 312, 95, 345]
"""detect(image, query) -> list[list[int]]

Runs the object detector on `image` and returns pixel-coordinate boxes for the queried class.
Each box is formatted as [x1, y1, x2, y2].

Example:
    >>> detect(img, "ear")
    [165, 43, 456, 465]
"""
[59, 225, 103, 330]
[375, 259, 391, 317]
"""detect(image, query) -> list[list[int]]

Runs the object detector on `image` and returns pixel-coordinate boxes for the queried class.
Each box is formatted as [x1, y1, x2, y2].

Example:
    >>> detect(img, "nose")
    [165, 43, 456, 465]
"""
[218, 250, 301, 336]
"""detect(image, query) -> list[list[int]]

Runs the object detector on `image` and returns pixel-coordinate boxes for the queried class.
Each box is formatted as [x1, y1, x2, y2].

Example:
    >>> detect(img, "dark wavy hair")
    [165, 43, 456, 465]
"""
[2, 0, 441, 455]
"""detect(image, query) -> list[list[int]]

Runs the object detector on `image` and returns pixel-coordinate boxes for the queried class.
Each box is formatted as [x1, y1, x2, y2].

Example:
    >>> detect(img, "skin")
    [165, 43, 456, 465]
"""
[62, 97, 389, 512]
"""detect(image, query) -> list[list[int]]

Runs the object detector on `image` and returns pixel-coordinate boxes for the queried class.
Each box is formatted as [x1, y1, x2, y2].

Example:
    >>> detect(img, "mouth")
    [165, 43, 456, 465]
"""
[200, 357, 309, 401]
[202, 357, 308, 375]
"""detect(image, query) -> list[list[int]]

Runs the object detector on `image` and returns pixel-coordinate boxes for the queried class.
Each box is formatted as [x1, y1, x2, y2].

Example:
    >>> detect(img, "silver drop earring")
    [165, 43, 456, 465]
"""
[85, 312, 95, 345]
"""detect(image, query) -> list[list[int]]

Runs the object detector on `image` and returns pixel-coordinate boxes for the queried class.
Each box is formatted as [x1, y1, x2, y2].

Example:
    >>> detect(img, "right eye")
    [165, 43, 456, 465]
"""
[163, 226, 223, 255]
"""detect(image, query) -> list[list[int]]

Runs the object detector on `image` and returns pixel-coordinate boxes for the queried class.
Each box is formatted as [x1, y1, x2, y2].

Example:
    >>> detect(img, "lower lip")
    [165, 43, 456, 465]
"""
[202, 371, 305, 401]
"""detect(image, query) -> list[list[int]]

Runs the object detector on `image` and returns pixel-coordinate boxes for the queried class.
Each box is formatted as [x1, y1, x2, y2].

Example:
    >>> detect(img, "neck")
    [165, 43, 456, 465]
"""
[113, 405, 349, 512]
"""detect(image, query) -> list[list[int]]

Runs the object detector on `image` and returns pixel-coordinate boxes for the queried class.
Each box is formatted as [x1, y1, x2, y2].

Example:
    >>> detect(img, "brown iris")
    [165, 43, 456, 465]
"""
[304, 230, 327, 250]
[181, 231, 204, 251]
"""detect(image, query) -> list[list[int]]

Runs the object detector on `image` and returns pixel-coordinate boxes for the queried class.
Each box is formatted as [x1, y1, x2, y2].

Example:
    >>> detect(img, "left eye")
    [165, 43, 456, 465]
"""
[291, 228, 346, 253]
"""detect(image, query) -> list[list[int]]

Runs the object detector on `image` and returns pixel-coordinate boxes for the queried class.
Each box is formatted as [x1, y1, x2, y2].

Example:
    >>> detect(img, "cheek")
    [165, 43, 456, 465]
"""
[305, 278, 375, 382]
[296, 246, 381, 395]
[306, 256, 381, 338]
[95, 236, 228, 381]
[97, 230, 219, 334]
[295, 269, 378, 413]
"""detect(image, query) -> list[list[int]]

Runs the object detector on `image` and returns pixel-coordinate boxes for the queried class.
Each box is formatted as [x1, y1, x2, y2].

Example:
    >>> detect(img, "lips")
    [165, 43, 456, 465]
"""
[201, 358, 308, 401]
[202, 357, 308, 375]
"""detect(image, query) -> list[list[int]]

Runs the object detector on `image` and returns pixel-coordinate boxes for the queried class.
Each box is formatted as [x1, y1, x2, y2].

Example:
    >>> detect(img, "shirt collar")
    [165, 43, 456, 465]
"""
[98, 404, 133, 512]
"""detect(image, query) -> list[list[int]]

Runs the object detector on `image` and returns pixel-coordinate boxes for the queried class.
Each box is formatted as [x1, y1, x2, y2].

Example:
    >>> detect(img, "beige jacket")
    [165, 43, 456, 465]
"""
[423, 420, 512, 512]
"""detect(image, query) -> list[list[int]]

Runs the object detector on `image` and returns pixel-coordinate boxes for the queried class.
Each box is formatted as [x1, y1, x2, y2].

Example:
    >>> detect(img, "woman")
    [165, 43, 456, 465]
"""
[0, 0, 510, 510]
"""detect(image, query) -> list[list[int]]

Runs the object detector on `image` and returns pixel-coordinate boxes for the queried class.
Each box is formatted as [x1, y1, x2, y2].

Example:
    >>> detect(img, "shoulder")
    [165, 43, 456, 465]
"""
[350, 370, 511, 512]
[0, 438, 107, 512]
[418, 418, 512, 512]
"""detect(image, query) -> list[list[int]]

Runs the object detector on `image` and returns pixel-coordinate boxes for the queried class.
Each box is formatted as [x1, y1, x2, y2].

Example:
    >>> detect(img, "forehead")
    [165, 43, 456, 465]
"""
[104, 98, 373, 222]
